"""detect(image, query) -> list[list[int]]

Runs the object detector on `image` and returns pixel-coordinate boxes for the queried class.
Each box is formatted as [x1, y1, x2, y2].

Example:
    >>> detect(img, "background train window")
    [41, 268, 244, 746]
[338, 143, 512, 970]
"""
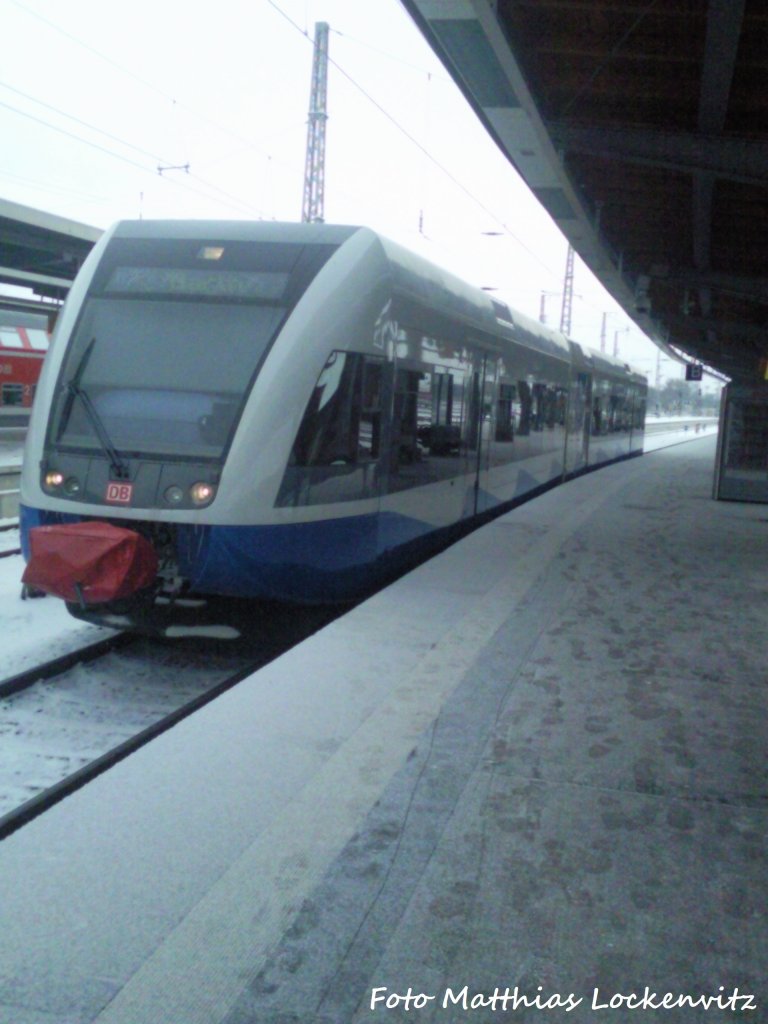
[2, 383, 23, 406]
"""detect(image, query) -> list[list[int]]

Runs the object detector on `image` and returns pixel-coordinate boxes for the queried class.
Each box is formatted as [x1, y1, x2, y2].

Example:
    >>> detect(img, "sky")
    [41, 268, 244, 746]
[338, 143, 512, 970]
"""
[0, 0, 709, 388]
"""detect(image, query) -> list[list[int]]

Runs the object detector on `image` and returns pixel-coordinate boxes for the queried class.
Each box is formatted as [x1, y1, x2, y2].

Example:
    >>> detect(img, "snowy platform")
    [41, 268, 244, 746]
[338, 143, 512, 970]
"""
[0, 433, 765, 1023]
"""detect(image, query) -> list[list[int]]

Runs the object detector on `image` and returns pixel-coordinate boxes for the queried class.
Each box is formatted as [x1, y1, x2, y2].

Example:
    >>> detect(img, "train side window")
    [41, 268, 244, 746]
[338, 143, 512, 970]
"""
[496, 383, 515, 441]
[434, 371, 453, 427]
[463, 369, 481, 451]
[392, 368, 426, 466]
[416, 369, 463, 457]
[592, 395, 603, 434]
[358, 359, 382, 460]
[517, 380, 533, 435]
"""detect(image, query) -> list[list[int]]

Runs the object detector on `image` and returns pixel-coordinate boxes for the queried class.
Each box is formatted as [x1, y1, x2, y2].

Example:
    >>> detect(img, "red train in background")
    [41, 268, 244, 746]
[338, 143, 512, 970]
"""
[0, 310, 51, 425]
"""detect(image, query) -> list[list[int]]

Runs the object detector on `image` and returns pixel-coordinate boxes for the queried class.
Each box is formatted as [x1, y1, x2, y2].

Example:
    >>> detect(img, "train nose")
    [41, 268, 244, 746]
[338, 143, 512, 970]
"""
[21, 521, 158, 606]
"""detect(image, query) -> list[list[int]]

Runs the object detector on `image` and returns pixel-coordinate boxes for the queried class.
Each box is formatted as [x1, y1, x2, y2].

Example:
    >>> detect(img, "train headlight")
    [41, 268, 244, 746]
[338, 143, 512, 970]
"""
[44, 470, 64, 491]
[63, 476, 81, 496]
[190, 481, 216, 506]
[164, 485, 184, 506]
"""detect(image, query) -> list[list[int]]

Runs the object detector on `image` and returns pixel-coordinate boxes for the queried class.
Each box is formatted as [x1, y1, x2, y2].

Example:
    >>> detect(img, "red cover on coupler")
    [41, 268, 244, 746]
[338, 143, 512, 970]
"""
[22, 521, 158, 604]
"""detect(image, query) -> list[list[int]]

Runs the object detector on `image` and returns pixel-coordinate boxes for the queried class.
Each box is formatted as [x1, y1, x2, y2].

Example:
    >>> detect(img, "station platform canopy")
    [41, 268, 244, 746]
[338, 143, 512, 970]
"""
[0, 197, 101, 317]
[401, 0, 768, 384]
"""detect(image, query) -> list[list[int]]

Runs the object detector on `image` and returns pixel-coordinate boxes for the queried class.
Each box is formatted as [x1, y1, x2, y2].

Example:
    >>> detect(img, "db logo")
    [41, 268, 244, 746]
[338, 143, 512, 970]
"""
[105, 482, 133, 504]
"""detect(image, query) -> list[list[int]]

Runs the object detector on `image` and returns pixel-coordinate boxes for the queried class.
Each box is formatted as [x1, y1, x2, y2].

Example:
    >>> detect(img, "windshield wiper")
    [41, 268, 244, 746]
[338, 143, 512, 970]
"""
[57, 336, 96, 441]
[67, 382, 130, 479]
[59, 338, 130, 479]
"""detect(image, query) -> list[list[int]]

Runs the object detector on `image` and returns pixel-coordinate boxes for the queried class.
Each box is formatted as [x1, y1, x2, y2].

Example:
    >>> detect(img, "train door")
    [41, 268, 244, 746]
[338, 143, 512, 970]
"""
[458, 346, 495, 516]
[472, 351, 498, 513]
[581, 373, 593, 465]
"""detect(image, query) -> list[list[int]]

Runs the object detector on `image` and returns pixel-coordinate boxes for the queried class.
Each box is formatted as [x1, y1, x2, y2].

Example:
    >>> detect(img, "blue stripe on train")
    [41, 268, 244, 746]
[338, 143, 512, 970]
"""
[189, 510, 445, 602]
[20, 504, 440, 604]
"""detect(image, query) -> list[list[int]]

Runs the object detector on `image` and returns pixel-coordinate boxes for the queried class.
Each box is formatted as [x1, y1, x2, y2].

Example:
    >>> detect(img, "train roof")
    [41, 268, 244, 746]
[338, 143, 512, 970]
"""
[570, 340, 646, 383]
[106, 221, 638, 375]
[109, 220, 361, 246]
[377, 233, 572, 363]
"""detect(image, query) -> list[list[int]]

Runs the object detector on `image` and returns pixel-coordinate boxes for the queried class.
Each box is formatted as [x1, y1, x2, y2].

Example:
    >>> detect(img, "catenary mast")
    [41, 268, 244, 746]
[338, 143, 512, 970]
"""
[301, 22, 330, 223]
[559, 244, 575, 335]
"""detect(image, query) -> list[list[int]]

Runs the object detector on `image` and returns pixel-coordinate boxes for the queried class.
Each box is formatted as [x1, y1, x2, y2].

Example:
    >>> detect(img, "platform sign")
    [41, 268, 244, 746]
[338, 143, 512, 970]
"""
[685, 364, 703, 381]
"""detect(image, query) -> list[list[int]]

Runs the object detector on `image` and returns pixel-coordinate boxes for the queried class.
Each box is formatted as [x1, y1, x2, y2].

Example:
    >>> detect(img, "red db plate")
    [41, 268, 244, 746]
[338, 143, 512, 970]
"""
[105, 481, 133, 504]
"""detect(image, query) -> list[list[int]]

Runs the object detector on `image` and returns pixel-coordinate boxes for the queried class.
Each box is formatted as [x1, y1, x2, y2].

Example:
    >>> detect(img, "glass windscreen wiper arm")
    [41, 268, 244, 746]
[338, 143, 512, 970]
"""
[59, 337, 130, 479]
[66, 381, 130, 479]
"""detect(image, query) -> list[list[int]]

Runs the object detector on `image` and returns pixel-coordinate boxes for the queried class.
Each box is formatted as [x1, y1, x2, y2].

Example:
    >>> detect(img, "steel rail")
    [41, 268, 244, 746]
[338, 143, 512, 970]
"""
[0, 632, 135, 699]
[0, 648, 274, 843]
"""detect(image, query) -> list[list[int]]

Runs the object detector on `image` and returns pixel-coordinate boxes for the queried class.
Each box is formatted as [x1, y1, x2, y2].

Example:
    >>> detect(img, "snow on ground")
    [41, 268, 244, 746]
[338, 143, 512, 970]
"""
[0, 552, 113, 679]
[0, 527, 19, 554]
[0, 430, 24, 469]
[644, 422, 718, 452]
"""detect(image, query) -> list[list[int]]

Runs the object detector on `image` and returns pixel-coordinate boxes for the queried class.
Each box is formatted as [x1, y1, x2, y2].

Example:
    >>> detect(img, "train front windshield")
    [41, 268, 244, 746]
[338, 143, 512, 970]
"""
[48, 237, 337, 460]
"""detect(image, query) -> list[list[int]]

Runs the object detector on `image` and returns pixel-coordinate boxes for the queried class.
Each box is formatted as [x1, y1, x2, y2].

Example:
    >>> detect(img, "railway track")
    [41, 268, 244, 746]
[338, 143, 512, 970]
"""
[0, 632, 135, 699]
[0, 602, 340, 842]
[0, 521, 20, 559]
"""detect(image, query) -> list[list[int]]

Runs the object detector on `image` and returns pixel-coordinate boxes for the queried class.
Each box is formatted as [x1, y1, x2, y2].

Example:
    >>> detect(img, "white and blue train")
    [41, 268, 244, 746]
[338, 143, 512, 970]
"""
[20, 221, 646, 634]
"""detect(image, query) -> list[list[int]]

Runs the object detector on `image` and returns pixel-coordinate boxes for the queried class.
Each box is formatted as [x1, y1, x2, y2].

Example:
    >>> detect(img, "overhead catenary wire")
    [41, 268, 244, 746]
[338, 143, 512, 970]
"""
[265, 0, 564, 288]
[330, 27, 452, 84]
[0, 166, 114, 207]
[0, 98, 265, 217]
[0, 80, 166, 165]
[5, 0, 298, 191]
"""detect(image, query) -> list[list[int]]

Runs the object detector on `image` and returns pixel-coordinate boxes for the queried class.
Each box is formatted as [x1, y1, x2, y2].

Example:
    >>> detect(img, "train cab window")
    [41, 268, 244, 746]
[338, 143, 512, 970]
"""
[277, 351, 383, 506]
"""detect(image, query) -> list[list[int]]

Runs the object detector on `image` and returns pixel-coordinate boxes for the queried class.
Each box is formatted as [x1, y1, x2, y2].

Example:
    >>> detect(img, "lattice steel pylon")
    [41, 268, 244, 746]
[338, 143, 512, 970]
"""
[559, 244, 575, 335]
[301, 22, 330, 224]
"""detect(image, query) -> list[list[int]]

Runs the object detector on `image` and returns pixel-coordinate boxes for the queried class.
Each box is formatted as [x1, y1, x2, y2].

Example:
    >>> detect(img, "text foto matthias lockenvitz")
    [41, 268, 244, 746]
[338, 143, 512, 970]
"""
[370, 985, 758, 1013]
